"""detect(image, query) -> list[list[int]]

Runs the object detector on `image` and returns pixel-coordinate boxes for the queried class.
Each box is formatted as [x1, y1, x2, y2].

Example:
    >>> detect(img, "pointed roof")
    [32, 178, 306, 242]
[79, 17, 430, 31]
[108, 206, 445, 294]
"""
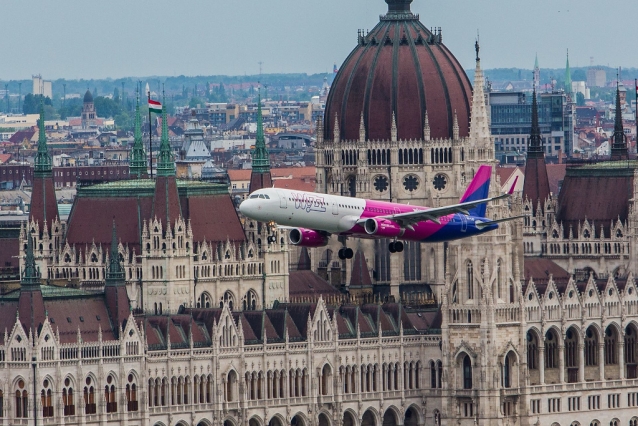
[104, 220, 130, 336]
[18, 234, 46, 335]
[34, 101, 52, 176]
[534, 53, 539, 70]
[350, 250, 372, 288]
[249, 89, 272, 193]
[30, 101, 59, 230]
[523, 89, 550, 213]
[469, 44, 490, 142]
[129, 91, 147, 178]
[298, 247, 311, 271]
[155, 92, 175, 177]
[611, 80, 628, 160]
[251, 90, 270, 174]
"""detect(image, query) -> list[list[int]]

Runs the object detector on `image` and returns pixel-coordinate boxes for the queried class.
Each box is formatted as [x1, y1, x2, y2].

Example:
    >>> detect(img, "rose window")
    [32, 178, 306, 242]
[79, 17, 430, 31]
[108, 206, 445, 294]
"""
[403, 175, 419, 192]
[433, 174, 447, 191]
[374, 175, 389, 192]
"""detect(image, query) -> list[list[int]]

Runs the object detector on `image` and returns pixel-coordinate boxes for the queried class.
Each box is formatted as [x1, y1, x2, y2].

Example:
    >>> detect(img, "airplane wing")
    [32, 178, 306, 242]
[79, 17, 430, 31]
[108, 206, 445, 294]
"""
[475, 215, 525, 230]
[359, 193, 511, 228]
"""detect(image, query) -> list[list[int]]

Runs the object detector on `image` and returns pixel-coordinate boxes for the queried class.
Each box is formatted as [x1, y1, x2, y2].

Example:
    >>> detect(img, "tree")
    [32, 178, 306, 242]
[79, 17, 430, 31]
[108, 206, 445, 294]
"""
[113, 87, 120, 103]
[576, 92, 585, 106]
[22, 94, 52, 114]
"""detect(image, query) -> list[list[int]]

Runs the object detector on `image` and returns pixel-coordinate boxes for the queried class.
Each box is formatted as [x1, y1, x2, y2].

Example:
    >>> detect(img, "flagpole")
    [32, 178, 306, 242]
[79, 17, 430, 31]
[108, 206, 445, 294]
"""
[147, 87, 153, 179]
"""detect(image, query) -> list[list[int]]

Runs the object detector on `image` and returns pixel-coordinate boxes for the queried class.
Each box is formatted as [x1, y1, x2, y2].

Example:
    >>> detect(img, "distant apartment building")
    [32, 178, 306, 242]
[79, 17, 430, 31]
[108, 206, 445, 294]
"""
[587, 67, 606, 87]
[490, 91, 575, 162]
[32, 74, 52, 98]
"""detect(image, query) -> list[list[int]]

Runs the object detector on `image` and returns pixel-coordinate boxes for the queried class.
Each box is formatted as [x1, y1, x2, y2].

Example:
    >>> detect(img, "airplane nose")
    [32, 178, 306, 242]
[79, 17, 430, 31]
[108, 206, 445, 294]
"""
[239, 199, 251, 216]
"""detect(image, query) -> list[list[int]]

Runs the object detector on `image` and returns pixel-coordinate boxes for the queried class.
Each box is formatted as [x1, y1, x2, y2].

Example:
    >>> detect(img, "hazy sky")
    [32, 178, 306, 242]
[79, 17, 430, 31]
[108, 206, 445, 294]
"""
[1, 0, 635, 80]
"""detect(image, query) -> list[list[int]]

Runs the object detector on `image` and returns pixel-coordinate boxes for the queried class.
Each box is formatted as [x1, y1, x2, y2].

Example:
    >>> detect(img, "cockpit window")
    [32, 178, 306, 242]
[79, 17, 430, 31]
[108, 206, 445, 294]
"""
[250, 194, 259, 199]
[258, 194, 266, 199]
[264, 194, 270, 199]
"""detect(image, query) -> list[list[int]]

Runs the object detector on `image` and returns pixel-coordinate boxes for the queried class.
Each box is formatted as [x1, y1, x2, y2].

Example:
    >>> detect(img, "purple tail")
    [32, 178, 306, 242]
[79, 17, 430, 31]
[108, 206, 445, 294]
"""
[459, 165, 492, 217]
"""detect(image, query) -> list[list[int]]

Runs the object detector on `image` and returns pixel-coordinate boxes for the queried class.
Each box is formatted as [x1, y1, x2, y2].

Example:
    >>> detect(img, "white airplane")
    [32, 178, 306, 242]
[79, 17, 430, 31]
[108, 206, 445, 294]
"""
[239, 165, 519, 259]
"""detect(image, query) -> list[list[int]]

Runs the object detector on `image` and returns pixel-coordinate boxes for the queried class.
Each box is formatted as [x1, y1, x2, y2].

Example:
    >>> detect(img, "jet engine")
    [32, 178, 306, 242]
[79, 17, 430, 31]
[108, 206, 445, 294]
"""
[289, 228, 330, 248]
[364, 218, 404, 238]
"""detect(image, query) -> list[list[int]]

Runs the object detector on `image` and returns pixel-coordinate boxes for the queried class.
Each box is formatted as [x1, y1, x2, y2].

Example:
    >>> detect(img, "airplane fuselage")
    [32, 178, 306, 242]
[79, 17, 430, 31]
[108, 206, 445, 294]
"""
[239, 188, 497, 243]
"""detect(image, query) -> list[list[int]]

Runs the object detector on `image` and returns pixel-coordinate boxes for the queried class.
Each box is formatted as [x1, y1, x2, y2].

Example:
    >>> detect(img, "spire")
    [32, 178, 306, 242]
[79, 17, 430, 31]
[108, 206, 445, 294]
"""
[155, 90, 175, 177]
[21, 233, 41, 289]
[565, 49, 572, 94]
[527, 89, 544, 158]
[251, 89, 270, 174]
[469, 41, 491, 142]
[533, 53, 540, 93]
[523, 88, 550, 215]
[611, 79, 628, 160]
[34, 101, 52, 177]
[423, 110, 431, 141]
[129, 89, 147, 178]
[105, 220, 124, 286]
[359, 111, 366, 142]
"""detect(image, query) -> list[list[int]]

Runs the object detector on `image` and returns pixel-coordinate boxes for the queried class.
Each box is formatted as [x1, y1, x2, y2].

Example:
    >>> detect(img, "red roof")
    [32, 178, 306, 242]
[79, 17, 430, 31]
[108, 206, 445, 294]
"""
[324, 3, 471, 142]
[273, 177, 315, 192]
[29, 176, 59, 230]
[523, 157, 550, 212]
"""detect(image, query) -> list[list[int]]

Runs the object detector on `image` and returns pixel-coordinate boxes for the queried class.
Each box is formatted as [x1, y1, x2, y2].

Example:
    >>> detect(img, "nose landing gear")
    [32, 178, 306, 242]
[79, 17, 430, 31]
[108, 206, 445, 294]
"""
[267, 221, 277, 244]
[338, 247, 354, 260]
[388, 241, 404, 253]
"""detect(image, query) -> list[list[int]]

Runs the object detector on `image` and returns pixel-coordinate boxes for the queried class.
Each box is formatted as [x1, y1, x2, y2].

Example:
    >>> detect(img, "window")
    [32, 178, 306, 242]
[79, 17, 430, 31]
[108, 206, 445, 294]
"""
[607, 393, 620, 408]
[105, 375, 117, 413]
[568, 396, 580, 411]
[588, 395, 600, 410]
[84, 377, 96, 415]
[462, 355, 472, 389]
[530, 399, 541, 414]
[41, 379, 53, 417]
[548, 397, 561, 413]
[63, 378, 75, 416]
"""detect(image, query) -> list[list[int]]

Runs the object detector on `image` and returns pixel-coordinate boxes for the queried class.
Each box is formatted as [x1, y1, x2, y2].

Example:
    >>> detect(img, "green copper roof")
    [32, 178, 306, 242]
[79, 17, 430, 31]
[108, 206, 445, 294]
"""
[156, 94, 175, 177]
[129, 92, 147, 178]
[76, 178, 230, 198]
[34, 102, 52, 177]
[251, 91, 270, 174]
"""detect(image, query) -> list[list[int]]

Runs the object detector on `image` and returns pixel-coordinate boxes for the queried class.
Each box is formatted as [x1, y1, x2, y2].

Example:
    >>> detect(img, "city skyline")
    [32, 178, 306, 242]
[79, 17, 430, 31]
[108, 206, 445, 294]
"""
[1, 0, 636, 80]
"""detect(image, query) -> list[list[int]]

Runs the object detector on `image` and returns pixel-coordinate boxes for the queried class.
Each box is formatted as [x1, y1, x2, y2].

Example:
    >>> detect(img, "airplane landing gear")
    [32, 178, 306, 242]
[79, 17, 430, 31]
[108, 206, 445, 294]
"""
[389, 241, 404, 253]
[338, 247, 354, 260]
[266, 221, 277, 244]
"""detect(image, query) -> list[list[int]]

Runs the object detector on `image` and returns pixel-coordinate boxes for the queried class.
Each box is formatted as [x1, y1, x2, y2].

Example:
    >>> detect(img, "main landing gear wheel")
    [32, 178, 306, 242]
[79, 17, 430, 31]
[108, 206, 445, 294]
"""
[338, 248, 354, 260]
[389, 241, 404, 253]
[267, 235, 276, 243]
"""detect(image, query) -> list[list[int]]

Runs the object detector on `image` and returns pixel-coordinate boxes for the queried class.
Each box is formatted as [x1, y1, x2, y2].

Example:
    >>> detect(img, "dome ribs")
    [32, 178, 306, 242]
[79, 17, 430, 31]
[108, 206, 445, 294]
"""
[365, 24, 394, 141]
[437, 44, 472, 138]
[325, 4, 472, 143]
[423, 41, 454, 139]
[397, 21, 426, 140]
[340, 23, 386, 142]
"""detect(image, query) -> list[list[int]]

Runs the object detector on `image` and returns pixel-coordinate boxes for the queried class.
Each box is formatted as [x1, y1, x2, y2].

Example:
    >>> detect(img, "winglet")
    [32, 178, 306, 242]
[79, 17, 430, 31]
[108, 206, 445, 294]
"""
[508, 176, 519, 195]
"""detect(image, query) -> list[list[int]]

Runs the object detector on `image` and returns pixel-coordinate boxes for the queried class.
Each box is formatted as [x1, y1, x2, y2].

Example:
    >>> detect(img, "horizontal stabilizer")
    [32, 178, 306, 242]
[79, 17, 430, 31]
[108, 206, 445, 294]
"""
[475, 215, 524, 230]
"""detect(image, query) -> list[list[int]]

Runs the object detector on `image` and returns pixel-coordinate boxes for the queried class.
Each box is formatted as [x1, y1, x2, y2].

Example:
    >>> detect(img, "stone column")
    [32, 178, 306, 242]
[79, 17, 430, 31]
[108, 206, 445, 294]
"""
[599, 343, 605, 381]
[558, 345, 565, 383]
[578, 343, 585, 383]
[619, 340, 625, 380]
[538, 339, 545, 385]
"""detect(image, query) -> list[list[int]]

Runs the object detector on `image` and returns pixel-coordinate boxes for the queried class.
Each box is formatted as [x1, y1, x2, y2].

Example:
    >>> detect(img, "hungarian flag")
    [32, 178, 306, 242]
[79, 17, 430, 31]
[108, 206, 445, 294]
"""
[148, 99, 162, 113]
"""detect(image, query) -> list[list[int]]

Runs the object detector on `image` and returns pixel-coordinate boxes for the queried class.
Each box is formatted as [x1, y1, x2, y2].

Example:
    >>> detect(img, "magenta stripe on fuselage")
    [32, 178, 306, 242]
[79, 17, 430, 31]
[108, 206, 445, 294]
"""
[347, 199, 448, 241]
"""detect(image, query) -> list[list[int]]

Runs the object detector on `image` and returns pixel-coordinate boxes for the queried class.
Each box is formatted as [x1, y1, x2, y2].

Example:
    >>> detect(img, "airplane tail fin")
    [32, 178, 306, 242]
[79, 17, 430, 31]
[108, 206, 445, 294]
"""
[459, 165, 492, 217]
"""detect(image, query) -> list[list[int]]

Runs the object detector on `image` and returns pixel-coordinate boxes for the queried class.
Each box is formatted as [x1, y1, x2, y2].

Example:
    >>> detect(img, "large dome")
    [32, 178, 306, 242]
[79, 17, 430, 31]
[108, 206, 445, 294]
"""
[324, 0, 472, 142]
